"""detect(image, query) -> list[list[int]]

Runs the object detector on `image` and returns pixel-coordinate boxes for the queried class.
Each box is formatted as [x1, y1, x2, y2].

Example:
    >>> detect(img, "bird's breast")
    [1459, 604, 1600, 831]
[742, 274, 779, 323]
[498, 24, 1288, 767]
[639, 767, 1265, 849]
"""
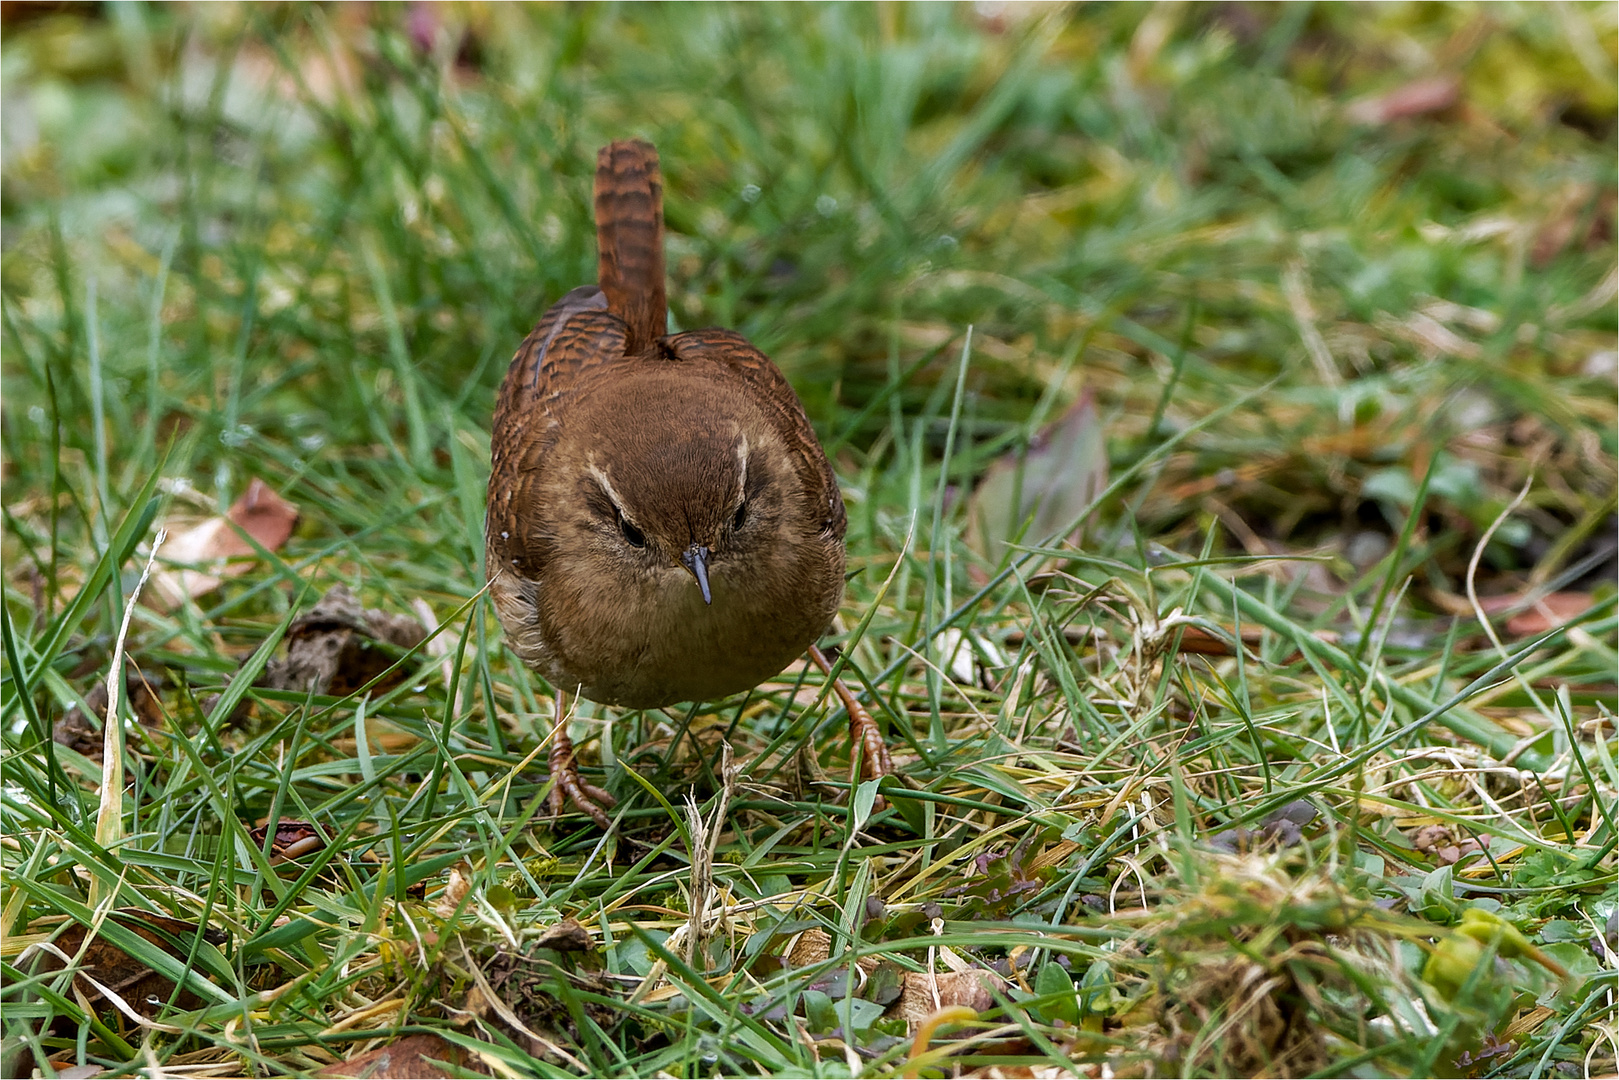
[536, 542, 842, 709]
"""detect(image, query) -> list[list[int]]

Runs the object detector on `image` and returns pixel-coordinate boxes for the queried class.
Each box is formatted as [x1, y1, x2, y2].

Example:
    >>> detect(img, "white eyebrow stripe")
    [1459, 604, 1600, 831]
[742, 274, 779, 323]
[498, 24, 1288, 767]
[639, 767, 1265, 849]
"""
[734, 434, 750, 503]
[586, 460, 634, 520]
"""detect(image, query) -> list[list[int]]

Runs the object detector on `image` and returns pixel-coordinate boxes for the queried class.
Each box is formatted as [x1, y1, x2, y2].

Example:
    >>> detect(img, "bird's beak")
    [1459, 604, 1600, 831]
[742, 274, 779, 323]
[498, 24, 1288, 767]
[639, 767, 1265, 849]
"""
[680, 544, 713, 605]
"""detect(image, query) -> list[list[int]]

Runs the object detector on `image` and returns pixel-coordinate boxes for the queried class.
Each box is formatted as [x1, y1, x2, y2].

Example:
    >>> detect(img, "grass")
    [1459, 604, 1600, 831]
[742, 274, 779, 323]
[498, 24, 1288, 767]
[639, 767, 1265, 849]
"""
[2, 3, 1616, 1077]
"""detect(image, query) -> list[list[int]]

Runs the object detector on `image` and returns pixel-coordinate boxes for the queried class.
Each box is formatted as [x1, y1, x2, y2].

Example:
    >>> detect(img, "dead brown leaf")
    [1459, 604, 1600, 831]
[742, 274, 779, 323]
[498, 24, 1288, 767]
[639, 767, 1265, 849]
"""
[316, 1033, 480, 1079]
[53, 663, 166, 761]
[1209, 800, 1319, 854]
[1345, 75, 1461, 125]
[51, 705, 101, 758]
[1436, 838, 1488, 867]
[249, 819, 328, 863]
[436, 860, 474, 919]
[262, 584, 428, 696]
[896, 969, 1003, 1024]
[1505, 593, 1595, 636]
[27, 911, 226, 1021]
[149, 478, 299, 609]
[787, 927, 832, 967]
[1411, 824, 1453, 855]
[1409, 823, 1493, 866]
[535, 919, 593, 953]
[778, 925, 887, 983]
[966, 391, 1108, 584]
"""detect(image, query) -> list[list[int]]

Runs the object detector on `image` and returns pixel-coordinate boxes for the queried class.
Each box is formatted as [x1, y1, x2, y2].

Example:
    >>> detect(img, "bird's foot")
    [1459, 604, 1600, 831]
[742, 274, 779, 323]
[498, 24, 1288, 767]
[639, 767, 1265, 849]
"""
[809, 645, 895, 800]
[548, 724, 617, 829]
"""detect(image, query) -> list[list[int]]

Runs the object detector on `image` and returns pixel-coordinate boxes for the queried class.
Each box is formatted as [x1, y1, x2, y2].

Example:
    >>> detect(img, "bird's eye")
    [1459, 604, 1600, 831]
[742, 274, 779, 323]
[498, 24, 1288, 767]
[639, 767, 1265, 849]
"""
[732, 500, 748, 531]
[619, 514, 646, 548]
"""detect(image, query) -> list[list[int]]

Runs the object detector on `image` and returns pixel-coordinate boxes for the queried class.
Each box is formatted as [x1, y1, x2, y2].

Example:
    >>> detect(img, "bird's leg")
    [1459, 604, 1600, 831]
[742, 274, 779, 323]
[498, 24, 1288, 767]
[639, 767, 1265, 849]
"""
[808, 645, 895, 786]
[548, 687, 617, 829]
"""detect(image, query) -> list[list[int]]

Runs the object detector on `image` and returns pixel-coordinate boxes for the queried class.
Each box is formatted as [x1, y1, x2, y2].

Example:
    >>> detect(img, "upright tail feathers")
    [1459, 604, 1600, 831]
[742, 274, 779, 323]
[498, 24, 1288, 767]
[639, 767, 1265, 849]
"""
[594, 139, 667, 357]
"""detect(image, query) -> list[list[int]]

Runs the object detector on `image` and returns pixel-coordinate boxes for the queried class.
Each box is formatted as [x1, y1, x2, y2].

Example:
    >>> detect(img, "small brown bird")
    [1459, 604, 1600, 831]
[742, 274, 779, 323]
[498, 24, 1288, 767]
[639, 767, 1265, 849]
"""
[487, 139, 891, 825]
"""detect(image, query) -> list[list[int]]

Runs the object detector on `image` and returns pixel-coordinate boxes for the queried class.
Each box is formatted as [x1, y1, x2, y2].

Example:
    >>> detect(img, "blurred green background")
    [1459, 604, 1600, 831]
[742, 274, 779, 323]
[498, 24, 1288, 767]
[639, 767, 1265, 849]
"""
[3, 2, 1614, 598]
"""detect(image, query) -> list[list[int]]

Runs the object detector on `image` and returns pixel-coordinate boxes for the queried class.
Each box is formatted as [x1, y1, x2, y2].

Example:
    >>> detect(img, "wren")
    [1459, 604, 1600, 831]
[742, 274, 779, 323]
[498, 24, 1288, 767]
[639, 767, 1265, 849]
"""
[487, 140, 884, 825]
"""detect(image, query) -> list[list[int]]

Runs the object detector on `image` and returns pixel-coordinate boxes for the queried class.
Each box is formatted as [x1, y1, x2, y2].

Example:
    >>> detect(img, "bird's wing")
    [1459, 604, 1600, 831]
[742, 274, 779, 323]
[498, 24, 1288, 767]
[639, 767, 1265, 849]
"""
[488, 140, 667, 591]
[486, 286, 626, 581]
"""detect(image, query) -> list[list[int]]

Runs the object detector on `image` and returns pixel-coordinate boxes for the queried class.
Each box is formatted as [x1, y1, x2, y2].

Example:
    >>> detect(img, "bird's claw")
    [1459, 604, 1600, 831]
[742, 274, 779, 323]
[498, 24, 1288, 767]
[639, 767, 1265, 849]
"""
[548, 725, 617, 829]
[809, 645, 895, 807]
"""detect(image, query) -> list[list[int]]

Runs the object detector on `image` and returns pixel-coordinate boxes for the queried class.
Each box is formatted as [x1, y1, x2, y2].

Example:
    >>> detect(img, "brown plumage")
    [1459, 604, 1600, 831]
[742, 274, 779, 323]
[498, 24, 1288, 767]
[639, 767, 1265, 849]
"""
[486, 140, 866, 822]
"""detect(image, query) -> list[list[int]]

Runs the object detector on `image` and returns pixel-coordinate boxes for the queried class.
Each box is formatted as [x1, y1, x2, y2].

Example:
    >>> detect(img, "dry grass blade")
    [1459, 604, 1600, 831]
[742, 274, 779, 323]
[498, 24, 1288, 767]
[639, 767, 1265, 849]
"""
[90, 530, 164, 909]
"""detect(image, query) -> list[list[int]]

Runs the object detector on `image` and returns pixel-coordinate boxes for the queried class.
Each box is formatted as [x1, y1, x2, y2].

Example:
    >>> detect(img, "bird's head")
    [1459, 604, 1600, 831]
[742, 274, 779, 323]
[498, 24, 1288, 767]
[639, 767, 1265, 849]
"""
[549, 375, 800, 609]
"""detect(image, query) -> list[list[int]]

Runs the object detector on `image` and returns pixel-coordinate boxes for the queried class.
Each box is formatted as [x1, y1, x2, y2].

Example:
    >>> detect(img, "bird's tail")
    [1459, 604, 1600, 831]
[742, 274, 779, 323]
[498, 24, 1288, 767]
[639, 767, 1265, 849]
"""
[594, 139, 667, 357]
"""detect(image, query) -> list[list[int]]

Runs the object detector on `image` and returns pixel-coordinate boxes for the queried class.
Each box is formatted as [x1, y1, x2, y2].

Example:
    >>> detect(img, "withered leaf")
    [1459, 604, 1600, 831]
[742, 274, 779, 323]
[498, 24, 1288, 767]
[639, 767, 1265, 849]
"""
[1344, 75, 1460, 126]
[535, 919, 592, 953]
[149, 478, 299, 610]
[1505, 593, 1594, 637]
[895, 969, 1001, 1023]
[787, 927, 832, 967]
[316, 1033, 481, 1079]
[249, 819, 328, 862]
[54, 664, 166, 760]
[1209, 800, 1319, 853]
[436, 860, 474, 919]
[966, 391, 1108, 580]
[28, 910, 226, 1020]
[1411, 824, 1453, 854]
[262, 584, 428, 697]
